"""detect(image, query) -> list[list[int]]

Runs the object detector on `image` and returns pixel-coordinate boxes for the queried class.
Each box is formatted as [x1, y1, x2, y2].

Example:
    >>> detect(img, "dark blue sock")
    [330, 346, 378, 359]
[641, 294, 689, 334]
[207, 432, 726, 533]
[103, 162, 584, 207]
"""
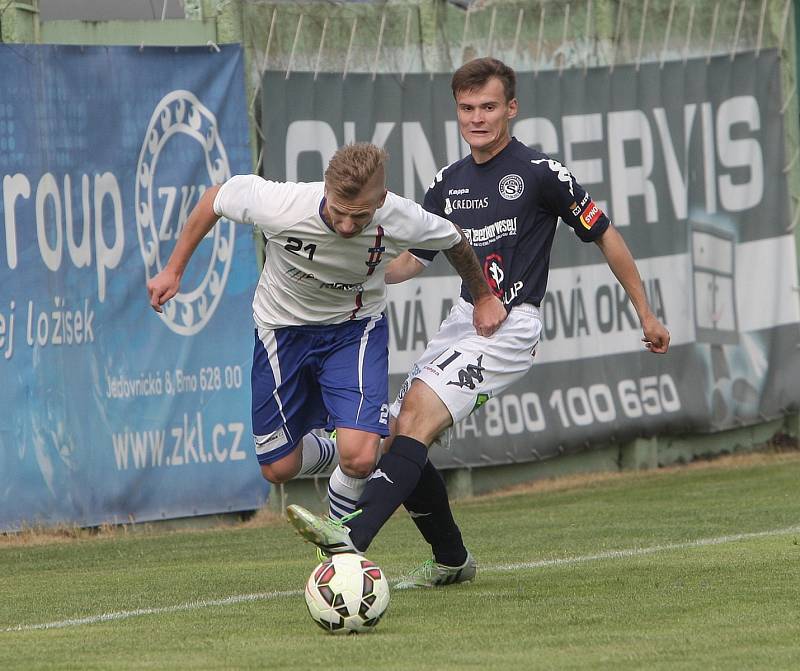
[404, 460, 467, 567]
[347, 436, 428, 552]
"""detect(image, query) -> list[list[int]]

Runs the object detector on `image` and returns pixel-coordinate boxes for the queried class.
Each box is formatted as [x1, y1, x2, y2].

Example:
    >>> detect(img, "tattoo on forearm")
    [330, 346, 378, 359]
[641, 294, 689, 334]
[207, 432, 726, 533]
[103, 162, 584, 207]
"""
[444, 238, 490, 299]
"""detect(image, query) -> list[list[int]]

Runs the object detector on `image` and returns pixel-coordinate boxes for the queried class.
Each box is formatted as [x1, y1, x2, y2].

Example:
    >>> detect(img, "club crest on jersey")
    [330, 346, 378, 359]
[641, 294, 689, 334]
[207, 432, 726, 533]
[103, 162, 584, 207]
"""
[483, 253, 505, 298]
[365, 226, 385, 275]
[499, 174, 524, 200]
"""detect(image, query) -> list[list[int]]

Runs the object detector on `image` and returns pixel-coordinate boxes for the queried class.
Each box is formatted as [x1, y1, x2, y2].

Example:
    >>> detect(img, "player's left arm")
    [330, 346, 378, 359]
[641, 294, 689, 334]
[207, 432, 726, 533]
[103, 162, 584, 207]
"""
[443, 228, 507, 337]
[385, 251, 426, 284]
[594, 224, 670, 354]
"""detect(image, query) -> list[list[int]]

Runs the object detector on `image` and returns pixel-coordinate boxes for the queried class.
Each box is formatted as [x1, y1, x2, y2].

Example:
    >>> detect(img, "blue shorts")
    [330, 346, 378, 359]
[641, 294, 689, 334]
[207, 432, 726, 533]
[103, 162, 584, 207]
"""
[251, 315, 389, 465]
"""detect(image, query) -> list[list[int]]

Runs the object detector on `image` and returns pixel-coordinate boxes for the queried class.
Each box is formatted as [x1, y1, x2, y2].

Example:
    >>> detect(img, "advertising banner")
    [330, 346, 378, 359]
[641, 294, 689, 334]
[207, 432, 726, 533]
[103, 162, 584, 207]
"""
[0, 45, 267, 530]
[262, 51, 800, 468]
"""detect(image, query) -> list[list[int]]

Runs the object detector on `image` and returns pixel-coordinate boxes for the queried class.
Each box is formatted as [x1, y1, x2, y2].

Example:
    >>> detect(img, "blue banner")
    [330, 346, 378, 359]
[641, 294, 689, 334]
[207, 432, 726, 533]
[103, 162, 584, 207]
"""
[0, 44, 267, 531]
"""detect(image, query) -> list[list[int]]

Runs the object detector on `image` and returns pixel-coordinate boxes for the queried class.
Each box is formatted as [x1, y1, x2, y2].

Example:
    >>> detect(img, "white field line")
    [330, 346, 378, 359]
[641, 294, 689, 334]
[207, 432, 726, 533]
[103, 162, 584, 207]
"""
[487, 524, 800, 573]
[3, 591, 301, 633]
[5, 524, 800, 632]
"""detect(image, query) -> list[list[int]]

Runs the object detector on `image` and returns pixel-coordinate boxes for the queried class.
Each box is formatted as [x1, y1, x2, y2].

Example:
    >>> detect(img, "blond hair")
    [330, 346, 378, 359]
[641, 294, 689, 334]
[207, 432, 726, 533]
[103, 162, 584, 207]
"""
[324, 143, 388, 199]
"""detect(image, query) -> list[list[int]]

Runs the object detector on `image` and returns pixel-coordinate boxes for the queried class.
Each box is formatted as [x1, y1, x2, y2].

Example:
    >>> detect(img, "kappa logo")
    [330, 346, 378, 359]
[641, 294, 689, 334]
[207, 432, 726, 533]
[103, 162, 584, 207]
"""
[408, 511, 432, 519]
[429, 165, 447, 189]
[136, 90, 233, 336]
[499, 174, 524, 200]
[367, 469, 394, 484]
[531, 158, 574, 196]
[447, 355, 485, 390]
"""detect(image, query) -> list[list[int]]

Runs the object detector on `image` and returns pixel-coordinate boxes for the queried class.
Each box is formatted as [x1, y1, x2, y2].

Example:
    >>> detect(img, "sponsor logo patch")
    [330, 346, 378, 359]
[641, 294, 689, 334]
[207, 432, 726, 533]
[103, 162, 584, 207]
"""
[254, 427, 288, 454]
[579, 200, 602, 229]
[444, 196, 490, 215]
[319, 281, 364, 292]
[465, 217, 518, 246]
[483, 254, 505, 298]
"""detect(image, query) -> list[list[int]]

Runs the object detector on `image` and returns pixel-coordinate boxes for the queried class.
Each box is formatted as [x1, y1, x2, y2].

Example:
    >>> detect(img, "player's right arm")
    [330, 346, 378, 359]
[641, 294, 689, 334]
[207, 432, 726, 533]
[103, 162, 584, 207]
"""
[147, 185, 221, 313]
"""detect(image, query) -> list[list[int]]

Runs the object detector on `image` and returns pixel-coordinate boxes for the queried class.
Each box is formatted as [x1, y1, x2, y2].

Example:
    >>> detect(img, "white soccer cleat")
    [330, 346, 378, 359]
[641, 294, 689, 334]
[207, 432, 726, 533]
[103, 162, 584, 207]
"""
[394, 550, 477, 589]
[286, 504, 360, 555]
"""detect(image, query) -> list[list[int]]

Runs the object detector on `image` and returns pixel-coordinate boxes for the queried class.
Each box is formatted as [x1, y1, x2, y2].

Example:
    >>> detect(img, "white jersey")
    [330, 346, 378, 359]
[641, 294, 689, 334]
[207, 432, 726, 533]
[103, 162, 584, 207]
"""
[214, 175, 462, 329]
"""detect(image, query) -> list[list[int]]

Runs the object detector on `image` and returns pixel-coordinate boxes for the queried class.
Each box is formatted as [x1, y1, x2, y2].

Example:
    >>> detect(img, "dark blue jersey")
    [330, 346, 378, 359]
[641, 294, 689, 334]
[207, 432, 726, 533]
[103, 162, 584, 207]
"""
[413, 137, 609, 308]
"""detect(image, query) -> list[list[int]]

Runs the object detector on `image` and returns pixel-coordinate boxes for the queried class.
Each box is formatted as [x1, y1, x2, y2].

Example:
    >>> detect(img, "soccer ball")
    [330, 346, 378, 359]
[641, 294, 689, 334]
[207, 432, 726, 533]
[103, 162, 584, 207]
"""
[304, 553, 390, 634]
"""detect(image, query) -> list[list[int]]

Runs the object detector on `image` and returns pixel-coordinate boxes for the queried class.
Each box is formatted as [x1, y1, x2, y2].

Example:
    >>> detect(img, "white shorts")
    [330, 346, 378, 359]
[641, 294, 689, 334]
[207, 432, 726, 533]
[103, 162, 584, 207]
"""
[390, 298, 542, 424]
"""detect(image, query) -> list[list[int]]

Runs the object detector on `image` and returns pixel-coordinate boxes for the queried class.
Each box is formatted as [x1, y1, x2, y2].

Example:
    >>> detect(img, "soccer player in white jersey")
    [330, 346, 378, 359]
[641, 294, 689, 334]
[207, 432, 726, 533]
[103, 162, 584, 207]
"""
[286, 59, 671, 583]
[147, 143, 507, 527]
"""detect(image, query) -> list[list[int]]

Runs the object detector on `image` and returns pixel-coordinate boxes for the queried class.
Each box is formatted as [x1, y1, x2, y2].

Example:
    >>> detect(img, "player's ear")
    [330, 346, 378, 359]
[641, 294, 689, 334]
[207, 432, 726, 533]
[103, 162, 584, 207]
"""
[507, 98, 518, 120]
[377, 189, 387, 209]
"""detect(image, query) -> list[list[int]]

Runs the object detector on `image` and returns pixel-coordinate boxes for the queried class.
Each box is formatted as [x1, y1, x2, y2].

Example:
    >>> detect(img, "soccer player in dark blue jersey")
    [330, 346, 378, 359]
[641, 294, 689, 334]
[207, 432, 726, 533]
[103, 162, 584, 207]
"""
[287, 58, 670, 583]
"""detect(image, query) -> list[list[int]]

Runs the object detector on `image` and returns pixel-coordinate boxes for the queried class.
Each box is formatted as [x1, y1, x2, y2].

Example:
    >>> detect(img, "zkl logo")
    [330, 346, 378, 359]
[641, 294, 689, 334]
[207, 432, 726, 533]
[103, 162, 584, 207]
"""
[136, 90, 233, 336]
[447, 355, 485, 390]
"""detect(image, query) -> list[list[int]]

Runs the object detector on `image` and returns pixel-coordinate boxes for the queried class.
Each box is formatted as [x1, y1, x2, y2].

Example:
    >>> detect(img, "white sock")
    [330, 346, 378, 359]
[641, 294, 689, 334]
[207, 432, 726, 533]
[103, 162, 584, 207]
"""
[298, 433, 338, 477]
[327, 466, 367, 520]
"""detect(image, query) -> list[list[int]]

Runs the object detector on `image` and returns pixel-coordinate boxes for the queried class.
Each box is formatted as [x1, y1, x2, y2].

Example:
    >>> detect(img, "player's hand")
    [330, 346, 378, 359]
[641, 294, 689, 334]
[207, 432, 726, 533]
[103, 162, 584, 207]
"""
[472, 294, 507, 337]
[641, 314, 670, 353]
[147, 269, 181, 313]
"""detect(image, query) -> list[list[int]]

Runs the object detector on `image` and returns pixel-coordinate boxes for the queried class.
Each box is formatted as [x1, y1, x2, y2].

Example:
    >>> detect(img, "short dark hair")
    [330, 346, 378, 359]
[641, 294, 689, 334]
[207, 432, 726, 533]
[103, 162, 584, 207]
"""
[324, 143, 388, 199]
[451, 57, 516, 102]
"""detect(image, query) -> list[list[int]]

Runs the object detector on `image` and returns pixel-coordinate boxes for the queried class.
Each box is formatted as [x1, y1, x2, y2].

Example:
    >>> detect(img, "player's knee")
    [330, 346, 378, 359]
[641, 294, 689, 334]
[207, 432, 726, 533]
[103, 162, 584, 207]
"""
[394, 382, 451, 442]
[395, 393, 423, 426]
[260, 463, 294, 485]
[338, 451, 377, 479]
[396, 413, 450, 446]
[394, 406, 422, 435]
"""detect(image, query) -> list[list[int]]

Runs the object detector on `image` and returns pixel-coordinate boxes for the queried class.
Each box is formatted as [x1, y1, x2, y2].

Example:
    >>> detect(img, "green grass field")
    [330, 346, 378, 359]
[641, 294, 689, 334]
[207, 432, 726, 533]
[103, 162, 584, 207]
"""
[2, 451, 800, 670]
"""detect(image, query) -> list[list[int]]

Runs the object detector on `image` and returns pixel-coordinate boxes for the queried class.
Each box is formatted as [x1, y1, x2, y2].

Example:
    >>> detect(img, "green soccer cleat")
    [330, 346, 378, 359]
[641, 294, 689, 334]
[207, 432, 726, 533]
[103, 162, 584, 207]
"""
[394, 550, 477, 589]
[286, 504, 361, 555]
